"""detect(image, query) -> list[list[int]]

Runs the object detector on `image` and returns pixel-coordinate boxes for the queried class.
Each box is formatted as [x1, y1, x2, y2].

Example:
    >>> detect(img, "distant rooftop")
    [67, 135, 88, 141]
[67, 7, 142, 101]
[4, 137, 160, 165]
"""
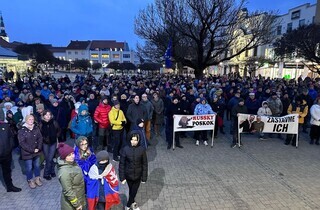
[66, 40, 91, 50]
[0, 46, 17, 57]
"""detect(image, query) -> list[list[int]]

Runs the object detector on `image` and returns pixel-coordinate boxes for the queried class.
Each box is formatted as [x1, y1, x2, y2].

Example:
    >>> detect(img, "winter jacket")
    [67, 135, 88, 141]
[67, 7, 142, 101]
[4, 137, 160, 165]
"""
[151, 98, 164, 125]
[57, 158, 86, 210]
[267, 97, 283, 116]
[18, 124, 43, 160]
[108, 107, 126, 130]
[71, 105, 93, 137]
[227, 96, 240, 110]
[87, 99, 99, 117]
[0, 123, 14, 157]
[50, 105, 69, 129]
[231, 104, 248, 126]
[257, 101, 272, 116]
[39, 119, 61, 145]
[245, 98, 261, 115]
[94, 103, 112, 129]
[194, 102, 215, 115]
[126, 102, 147, 125]
[141, 100, 154, 120]
[119, 140, 148, 182]
[165, 102, 183, 126]
[310, 104, 320, 126]
[287, 100, 308, 124]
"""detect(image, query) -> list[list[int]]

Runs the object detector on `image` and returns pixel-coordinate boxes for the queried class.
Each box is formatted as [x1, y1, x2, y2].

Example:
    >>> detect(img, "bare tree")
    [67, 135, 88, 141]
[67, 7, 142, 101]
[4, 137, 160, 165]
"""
[135, 0, 276, 78]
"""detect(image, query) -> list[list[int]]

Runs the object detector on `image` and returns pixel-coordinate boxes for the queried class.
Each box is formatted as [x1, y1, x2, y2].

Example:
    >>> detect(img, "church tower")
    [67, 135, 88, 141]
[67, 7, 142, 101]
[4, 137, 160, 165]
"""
[0, 12, 9, 42]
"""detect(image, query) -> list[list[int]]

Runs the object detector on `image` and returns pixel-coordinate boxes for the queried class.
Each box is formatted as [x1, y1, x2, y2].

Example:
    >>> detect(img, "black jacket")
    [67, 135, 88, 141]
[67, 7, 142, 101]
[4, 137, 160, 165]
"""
[119, 143, 148, 182]
[0, 123, 14, 157]
[18, 125, 43, 160]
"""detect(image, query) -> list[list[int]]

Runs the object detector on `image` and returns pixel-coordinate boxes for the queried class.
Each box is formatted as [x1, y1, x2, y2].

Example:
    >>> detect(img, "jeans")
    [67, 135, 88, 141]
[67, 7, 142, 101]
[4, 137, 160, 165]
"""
[25, 155, 40, 181]
[43, 143, 57, 177]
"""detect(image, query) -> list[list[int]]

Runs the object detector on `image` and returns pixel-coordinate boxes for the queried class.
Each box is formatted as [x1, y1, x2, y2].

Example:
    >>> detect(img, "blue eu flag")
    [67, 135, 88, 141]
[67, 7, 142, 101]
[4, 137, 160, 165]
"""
[164, 40, 172, 68]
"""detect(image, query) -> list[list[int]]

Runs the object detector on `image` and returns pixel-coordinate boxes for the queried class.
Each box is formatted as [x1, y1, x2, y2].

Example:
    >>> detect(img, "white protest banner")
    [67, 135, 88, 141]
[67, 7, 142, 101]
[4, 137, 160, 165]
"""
[173, 114, 216, 132]
[172, 114, 216, 149]
[238, 114, 299, 134]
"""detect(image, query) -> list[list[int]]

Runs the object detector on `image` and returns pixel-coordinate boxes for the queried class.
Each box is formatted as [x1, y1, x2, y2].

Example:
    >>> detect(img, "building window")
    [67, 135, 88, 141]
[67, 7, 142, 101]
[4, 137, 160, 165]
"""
[68, 51, 71, 55]
[91, 54, 99, 58]
[291, 10, 300, 20]
[253, 47, 258, 56]
[277, 25, 282, 35]
[299, 19, 305, 27]
[123, 54, 130, 58]
[102, 54, 109, 58]
[113, 54, 120, 59]
[287, 23, 292, 33]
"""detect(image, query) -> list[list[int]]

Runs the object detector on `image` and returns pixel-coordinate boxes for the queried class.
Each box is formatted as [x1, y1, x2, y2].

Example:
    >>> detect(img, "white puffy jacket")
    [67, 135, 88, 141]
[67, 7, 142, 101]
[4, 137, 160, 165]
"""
[310, 104, 320, 126]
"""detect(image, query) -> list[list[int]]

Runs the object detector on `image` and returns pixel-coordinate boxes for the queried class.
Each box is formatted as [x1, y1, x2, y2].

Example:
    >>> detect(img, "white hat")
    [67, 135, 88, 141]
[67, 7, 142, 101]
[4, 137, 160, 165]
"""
[4, 102, 13, 107]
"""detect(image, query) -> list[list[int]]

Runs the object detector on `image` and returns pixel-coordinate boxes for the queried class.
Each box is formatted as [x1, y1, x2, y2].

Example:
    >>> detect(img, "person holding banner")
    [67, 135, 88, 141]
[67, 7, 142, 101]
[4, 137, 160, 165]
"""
[309, 98, 320, 145]
[231, 98, 248, 148]
[194, 97, 215, 146]
[165, 96, 183, 149]
[285, 97, 308, 146]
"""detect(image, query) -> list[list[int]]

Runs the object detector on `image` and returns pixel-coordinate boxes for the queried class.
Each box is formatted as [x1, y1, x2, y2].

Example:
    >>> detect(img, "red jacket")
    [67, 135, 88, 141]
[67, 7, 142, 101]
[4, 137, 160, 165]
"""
[94, 103, 112, 128]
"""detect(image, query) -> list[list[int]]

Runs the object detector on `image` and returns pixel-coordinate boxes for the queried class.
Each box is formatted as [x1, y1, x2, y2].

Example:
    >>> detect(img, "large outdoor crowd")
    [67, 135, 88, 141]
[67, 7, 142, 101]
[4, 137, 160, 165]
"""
[1, 71, 320, 210]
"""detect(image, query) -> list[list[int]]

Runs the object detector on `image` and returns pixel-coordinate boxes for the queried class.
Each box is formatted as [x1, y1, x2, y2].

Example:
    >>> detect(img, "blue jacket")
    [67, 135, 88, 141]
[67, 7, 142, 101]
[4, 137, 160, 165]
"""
[71, 104, 93, 137]
[194, 103, 215, 115]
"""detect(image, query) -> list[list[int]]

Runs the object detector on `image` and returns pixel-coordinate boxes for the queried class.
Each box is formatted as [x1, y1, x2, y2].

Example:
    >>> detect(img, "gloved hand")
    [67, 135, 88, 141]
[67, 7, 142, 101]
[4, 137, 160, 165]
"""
[121, 180, 127, 184]
[141, 181, 146, 184]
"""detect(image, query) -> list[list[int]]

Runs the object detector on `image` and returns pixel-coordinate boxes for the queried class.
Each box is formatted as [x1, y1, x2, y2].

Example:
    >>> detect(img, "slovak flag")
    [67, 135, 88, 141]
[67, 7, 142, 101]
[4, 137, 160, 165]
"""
[87, 164, 120, 210]
[164, 39, 172, 68]
[104, 166, 120, 209]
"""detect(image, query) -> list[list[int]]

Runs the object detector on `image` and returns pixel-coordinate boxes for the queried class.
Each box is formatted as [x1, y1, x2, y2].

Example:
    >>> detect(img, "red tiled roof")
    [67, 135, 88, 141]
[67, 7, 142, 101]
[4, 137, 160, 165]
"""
[90, 40, 125, 50]
[66, 40, 90, 50]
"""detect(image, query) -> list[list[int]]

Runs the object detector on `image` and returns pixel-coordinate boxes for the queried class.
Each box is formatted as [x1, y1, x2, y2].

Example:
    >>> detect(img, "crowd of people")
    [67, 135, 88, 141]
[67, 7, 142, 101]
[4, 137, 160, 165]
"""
[1, 71, 320, 209]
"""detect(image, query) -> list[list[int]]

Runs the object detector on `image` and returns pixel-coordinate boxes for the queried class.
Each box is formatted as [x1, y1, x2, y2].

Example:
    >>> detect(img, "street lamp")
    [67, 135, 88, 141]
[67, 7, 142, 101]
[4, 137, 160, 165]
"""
[90, 60, 93, 72]
[68, 59, 72, 73]
[295, 59, 300, 80]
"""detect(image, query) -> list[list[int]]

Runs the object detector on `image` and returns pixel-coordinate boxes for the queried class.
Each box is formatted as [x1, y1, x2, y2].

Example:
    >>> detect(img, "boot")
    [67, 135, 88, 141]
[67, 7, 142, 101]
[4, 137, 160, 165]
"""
[34, 176, 43, 187]
[7, 185, 22, 192]
[28, 179, 36, 189]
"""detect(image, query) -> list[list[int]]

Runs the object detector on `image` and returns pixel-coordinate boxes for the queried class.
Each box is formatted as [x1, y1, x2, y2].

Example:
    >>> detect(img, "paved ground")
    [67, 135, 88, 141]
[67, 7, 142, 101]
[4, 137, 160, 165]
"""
[1, 125, 320, 210]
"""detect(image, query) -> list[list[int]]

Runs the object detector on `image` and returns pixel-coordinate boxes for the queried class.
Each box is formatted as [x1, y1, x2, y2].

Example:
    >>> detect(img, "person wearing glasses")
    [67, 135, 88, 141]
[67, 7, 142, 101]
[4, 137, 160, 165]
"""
[74, 136, 97, 187]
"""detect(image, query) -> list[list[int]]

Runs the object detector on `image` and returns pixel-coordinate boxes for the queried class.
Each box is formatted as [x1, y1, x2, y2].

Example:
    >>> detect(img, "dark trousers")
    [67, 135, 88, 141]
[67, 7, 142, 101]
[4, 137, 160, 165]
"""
[58, 128, 68, 142]
[194, 130, 208, 141]
[165, 122, 181, 147]
[112, 129, 124, 158]
[0, 154, 13, 189]
[127, 179, 141, 208]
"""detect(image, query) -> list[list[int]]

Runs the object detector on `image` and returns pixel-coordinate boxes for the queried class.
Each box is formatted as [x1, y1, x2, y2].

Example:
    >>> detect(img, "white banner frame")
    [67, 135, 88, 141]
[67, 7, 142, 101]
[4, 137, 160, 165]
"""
[173, 114, 216, 149]
[237, 114, 299, 148]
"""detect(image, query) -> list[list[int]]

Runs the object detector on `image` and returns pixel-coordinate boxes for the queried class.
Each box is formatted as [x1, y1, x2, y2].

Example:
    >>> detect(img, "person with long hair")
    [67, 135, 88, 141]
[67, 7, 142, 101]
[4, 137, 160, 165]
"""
[39, 110, 61, 180]
[119, 131, 148, 210]
[18, 114, 43, 189]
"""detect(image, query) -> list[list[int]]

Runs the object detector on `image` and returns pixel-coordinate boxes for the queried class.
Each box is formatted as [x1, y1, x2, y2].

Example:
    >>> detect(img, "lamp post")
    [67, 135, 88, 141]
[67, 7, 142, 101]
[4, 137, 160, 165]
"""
[90, 60, 93, 73]
[295, 59, 300, 80]
[68, 59, 72, 73]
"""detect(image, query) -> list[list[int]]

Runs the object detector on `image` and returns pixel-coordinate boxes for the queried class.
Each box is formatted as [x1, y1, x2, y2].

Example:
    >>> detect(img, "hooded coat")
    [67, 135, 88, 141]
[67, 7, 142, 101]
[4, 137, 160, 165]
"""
[18, 124, 43, 160]
[94, 102, 112, 129]
[57, 158, 86, 210]
[71, 105, 93, 137]
[119, 131, 148, 182]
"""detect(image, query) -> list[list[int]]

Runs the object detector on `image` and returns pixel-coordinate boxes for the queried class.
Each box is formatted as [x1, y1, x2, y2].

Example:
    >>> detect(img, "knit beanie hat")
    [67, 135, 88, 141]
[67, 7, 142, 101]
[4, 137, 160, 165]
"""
[75, 136, 87, 147]
[96, 150, 109, 162]
[58, 143, 74, 160]
[113, 100, 120, 106]
[36, 103, 44, 110]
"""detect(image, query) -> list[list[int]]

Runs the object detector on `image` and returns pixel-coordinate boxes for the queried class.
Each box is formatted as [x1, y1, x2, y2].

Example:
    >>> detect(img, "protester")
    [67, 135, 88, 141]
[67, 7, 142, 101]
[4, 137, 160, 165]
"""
[18, 114, 43, 189]
[39, 110, 61, 180]
[108, 100, 126, 161]
[231, 98, 248, 148]
[94, 95, 112, 151]
[87, 150, 120, 210]
[309, 98, 320, 145]
[71, 104, 93, 144]
[0, 122, 22, 192]
[57, 143, 86, 210]
[140, 93, 154, 142]
[119, 131, 148, 210]
[151, 92, 164, 136]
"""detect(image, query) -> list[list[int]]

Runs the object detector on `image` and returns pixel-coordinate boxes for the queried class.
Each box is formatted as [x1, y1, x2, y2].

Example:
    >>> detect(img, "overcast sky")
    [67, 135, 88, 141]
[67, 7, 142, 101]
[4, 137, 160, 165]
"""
[0, 0, 317, 48]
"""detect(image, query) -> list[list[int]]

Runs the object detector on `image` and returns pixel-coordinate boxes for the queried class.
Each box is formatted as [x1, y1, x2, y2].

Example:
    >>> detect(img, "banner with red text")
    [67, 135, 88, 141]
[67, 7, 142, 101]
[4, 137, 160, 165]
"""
[238, 114, 299, 134]
[173, 114, 216, 132]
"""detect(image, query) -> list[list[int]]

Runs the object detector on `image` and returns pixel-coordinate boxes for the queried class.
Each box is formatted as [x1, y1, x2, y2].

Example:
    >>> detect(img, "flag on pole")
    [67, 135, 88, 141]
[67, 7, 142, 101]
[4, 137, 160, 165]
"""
[164, 39, 172, 68]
